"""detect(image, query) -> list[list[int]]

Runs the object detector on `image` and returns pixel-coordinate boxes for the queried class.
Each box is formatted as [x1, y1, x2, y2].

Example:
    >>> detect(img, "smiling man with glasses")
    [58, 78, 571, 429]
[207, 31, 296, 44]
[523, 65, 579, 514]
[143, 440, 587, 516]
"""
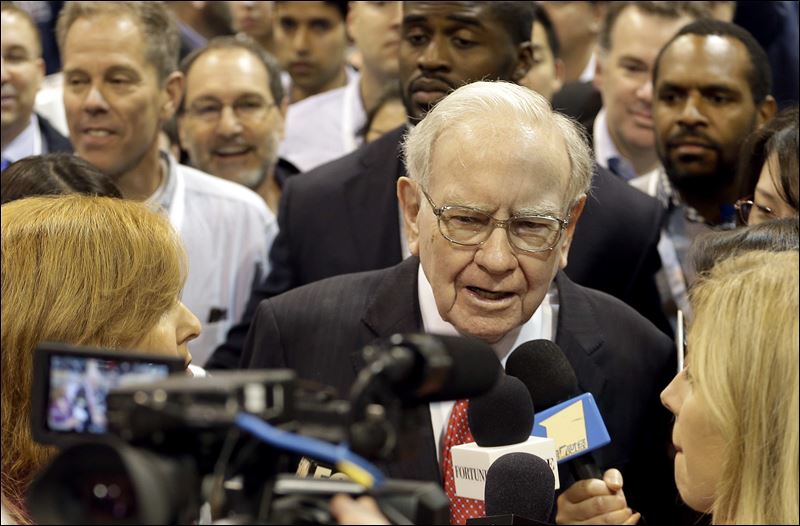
[241, 81, 679, 525]
[179, 36, 294, 213]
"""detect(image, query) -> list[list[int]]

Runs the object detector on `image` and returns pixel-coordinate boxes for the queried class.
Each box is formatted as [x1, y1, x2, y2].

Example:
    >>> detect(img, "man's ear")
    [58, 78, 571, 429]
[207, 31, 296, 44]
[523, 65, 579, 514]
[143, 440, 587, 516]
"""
[161, 71, 185, 121]
[397, 176, 421, 256]
[513, 41, 534, 83]
[592, 52, 604, 92]
[756, 95, 778, 127]
[278, 94, 289, 140]
[552, 58, 566, 95]
[558, 195, 587, 269]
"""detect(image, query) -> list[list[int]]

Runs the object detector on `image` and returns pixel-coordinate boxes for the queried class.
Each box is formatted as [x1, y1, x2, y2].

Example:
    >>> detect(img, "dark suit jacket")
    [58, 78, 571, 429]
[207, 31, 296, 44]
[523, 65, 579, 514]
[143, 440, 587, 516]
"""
[241, 257, 678, 524]
[38, 114, 73, 153]
[207, 125, 669, 369]
[552, 81, 603, 138]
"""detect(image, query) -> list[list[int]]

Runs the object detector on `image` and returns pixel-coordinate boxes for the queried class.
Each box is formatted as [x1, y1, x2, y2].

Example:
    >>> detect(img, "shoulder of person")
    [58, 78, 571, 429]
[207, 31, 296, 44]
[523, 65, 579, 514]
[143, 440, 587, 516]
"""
[561, 274, 672, 350]
[259, 258, 415, 323]
[178, 163, 275, 223]
[284, 125, 406, 194]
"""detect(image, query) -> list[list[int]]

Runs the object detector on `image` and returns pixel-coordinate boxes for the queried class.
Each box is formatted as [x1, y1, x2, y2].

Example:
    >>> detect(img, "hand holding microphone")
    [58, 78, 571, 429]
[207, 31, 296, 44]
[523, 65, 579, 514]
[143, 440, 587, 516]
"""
[506, 340, 639, 525]
[555, 469, 640, 525]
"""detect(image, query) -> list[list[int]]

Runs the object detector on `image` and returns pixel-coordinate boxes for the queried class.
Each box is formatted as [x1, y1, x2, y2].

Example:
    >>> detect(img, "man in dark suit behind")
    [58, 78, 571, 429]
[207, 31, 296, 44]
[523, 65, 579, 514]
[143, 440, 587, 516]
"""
[242, 81, 678, 524]
[1, 3, 71, 172]
[207, 1, 668, 370]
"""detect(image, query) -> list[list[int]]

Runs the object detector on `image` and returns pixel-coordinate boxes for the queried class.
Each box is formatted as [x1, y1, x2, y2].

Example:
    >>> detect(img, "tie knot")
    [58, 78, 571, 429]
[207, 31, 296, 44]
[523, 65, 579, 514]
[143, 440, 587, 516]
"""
[607, 156, 637, 181]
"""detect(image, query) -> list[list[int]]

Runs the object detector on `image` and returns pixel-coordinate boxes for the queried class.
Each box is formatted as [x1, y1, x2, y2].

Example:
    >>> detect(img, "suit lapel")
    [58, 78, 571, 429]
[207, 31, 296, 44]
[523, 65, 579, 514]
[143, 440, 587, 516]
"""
[342, 126, 407, 270]
[554, 272, 608, 400]
[350, 256, 423, 373]
[350, 257, 441, 483]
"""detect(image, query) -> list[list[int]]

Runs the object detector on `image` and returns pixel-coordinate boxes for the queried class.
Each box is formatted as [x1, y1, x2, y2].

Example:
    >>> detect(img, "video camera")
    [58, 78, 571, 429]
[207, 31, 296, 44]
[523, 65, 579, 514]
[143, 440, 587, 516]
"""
[27, 334, 502, 524]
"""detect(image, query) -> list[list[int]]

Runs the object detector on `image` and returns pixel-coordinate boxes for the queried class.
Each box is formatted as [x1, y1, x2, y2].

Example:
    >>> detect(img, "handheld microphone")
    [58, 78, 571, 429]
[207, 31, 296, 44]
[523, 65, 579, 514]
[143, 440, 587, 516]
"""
[506, 340, 609, 480]
[451, 375, 559, 501]
[466, 452, 556, 525]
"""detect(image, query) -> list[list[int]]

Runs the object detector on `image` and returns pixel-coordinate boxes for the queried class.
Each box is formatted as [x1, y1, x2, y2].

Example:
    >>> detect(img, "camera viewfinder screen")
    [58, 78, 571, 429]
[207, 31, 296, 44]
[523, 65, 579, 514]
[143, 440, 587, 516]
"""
[46, 355, 172, 434]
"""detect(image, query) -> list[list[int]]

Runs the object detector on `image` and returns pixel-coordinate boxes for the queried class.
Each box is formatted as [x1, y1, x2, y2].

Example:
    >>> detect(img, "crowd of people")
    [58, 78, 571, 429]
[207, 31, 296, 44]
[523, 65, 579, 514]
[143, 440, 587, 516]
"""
[1, 1, 798, 525]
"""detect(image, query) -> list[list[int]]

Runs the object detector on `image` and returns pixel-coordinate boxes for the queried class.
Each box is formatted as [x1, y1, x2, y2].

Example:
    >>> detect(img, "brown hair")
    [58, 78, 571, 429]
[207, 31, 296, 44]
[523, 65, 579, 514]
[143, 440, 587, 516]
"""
[179, 35, 285, 113]
[691, 217, 799, 276]
[56, 1, 180, 83]
[1, 154, 122, 205]
[599, 1, 712, 51]
[737, 106, 799, 212]
[1, 195, 186, 524]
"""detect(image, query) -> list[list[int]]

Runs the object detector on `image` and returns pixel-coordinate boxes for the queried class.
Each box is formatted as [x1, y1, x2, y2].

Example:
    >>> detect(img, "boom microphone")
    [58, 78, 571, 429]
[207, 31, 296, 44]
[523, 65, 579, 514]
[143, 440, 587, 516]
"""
[349, 334, 502, 459]
[506, 340, 609, 480]
[355, 333, 502, 403]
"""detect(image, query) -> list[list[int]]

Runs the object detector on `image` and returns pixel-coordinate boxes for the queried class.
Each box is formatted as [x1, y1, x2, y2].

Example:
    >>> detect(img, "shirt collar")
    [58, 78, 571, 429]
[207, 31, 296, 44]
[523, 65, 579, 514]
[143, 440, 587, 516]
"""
[593, 108, 621, 171]
[146, 150, 177, 212]
[2, 114, 43, 161]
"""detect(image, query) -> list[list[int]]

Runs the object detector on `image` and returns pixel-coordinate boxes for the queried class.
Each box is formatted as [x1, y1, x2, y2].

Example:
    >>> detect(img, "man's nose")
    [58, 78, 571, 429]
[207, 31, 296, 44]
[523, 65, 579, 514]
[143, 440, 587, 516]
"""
[417, 35, 450, 73]
[0, 57, 9, 84]
[292, 25, 310, 54]
[474, 226, 518, 274]
[636, 80, 653, 105]
[82, 85, 111, 115]
[216, 105, 244, 137]
[677, 93, 708, 128]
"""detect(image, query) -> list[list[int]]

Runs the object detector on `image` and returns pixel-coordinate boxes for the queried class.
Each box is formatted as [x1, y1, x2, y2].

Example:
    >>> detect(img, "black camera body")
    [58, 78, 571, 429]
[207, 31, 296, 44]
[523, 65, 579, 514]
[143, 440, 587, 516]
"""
[28, 334, 501, 524]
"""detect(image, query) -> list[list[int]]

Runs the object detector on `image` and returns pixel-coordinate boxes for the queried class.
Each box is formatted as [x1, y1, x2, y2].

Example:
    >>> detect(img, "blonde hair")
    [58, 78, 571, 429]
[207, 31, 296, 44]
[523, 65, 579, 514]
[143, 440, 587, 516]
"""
[0, 195, 186, 524]
[689, 251, 799, 525]
[402, 81, 593, 211]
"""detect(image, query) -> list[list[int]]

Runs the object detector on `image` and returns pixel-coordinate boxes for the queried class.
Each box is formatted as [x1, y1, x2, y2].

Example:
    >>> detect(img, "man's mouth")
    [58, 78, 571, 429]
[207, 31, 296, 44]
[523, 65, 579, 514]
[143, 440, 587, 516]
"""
[467, 286, 514, 301]
[84, 129, 113, 137]
[213, 145, 253, 158]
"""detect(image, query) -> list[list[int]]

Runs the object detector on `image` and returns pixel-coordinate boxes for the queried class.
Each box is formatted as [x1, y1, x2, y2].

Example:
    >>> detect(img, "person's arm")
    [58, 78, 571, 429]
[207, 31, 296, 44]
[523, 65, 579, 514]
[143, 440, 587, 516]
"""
[329, 495, 390, 525]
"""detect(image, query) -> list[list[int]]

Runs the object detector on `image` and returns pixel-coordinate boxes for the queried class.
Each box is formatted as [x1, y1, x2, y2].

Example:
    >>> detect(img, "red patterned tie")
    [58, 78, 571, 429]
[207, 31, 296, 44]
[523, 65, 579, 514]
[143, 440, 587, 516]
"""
[442, 399, 486, 524]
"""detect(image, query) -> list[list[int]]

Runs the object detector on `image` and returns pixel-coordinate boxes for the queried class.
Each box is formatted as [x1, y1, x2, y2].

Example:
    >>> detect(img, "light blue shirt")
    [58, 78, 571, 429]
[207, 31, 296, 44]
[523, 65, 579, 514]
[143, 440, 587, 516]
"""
[2, 114, 46, 163]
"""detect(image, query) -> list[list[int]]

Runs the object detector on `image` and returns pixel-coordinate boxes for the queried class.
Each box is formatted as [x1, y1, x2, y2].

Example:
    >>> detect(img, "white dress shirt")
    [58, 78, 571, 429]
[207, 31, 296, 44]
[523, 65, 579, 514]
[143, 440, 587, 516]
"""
[279, 69, 366, 173]
[147, 153, 278, 365]
[416, 264, 559, 462]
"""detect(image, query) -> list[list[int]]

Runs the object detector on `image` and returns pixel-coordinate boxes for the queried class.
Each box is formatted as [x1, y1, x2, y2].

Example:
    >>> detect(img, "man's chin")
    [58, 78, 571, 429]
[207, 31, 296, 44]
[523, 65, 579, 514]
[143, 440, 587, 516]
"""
[451, 320, 515, 345]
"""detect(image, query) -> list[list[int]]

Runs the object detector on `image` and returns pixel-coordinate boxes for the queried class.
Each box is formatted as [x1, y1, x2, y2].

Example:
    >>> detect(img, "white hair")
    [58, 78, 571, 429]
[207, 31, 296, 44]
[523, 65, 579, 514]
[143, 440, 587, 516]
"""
[401, 81, 593, 209]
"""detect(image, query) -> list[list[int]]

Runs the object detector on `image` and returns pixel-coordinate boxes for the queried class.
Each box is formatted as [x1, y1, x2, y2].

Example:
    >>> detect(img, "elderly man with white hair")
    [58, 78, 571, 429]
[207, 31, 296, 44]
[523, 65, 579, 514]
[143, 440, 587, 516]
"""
[241, 81, 677, 525]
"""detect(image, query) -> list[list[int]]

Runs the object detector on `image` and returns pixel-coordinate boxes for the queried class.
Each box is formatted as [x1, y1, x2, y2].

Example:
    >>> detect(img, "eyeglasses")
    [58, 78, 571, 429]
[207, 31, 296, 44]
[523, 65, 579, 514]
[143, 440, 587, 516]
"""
[185, 97, 276, 123]
[734, 198, 775, 225]
[420, 187, 569, 253]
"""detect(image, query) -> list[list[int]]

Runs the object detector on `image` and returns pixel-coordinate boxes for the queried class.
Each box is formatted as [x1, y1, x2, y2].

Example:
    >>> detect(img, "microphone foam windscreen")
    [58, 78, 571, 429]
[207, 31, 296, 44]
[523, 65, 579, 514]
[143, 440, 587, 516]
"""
[468, 374, 534, 447]
[425, 334, 502, 402]
[506, 339, 580, 409]
[485, 452, 555, 521]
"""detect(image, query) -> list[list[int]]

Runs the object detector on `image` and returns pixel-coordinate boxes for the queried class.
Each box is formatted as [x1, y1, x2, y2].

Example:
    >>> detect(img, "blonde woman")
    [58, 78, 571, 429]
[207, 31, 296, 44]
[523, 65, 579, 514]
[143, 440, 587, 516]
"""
[661, 251, 799, 524]
[1, 195, 202, 525]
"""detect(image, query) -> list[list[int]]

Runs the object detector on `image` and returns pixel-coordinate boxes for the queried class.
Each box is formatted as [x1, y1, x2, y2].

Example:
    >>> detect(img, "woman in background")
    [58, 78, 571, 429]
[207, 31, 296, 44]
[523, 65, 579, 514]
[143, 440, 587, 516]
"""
[1, 195, 201, 525]
[661, 251, 798, 524]
[736, 106, 798, 225]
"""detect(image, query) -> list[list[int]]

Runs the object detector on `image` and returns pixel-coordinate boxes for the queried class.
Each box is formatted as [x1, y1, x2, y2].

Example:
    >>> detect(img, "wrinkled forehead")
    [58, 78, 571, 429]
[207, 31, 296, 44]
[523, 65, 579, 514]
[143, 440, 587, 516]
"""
[403, 1, 510, 37]
[429, 118, 572, 198]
